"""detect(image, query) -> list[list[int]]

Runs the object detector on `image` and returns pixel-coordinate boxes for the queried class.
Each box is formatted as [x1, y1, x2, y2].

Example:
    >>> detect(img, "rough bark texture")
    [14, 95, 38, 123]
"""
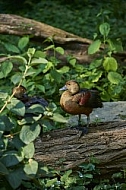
[0, 14, 126, 66]
[35, 120, 126, 176]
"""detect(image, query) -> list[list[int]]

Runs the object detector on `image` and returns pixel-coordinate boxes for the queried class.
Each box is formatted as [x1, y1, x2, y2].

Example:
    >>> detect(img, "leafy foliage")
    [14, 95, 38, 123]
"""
[0, 32, 125, 189]
[0, 2, 126, 188]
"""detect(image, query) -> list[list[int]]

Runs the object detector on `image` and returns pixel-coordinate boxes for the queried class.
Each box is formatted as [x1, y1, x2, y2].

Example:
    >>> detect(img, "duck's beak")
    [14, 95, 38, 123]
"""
[59, 85, 67, 91]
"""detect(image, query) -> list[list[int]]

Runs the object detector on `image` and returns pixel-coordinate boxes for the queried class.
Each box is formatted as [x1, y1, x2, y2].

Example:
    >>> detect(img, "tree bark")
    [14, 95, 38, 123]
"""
[35, 121, 126, 176]
[0, 14, 126, 66]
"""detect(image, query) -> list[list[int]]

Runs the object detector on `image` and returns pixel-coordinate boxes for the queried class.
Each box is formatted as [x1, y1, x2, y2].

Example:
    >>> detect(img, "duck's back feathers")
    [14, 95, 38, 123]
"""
[72, 88, 103, 108]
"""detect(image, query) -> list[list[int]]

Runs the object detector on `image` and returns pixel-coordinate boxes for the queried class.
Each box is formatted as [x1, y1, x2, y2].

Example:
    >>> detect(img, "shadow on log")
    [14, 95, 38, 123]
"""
[35, 121, 126, 177]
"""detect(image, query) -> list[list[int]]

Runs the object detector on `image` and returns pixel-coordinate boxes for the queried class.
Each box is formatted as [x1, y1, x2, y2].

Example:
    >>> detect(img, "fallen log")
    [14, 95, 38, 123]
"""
[35, 120, 126, 177]
[0, 14, 126, 66]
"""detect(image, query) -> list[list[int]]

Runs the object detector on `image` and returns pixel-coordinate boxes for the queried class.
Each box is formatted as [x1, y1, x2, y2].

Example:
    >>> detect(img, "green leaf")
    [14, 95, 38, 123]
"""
[43, 61, 53, 73]
[51, 69, 62, 83]
[107, 39, 123, 52]
[1, 61, 13, 77]
[69, 58, 76, 66]
[23, 142, 35, 159]
[0, 119, 5, 137]
[31, 57, 48, 66]
[36, 84, 45, 93]
[11, 73, 22, 84]
[9, 55, 27, 65]
[0, 92, 8, 100]
[99, 22, 110, 37]
[88, 40, 101, 54]
[84, 174, 93, 179]
[103, 57, 118, 71]
[24, 159, 38, 175]
[20, 123, 41, 144]
[89, 59, 102, 69]
[7, 168, 27, 189]
[107, 71, 123, 84]
[0, 72, 4, 79]
[46, 178, 58, 187]
[26, 104, 45, 114]
[18, 36, 29, 50]
[91, 71, 103, 82]
[1, 150, 24, 167]
[4, 43, 20, 53]
[0, 116, 14, 131]
[34, 50, 46, 58]
[51, 113, 68, 123]
[7, 99, 25, 116]
[44, 44, 54, 50]
[0, 162, 9, 175]
[61, 170, 72, 182]
[55, 47, 64, 55]
[27, 48, 36, 58]
[59, 66, 70, 73]
[101, 90, 110, 101]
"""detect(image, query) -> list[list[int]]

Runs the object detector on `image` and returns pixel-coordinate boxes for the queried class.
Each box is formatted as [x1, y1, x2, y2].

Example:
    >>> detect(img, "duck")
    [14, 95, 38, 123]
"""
[13, 85, 49, 138]
[59, 80, 103, 133]
[13, 85, 48, 108]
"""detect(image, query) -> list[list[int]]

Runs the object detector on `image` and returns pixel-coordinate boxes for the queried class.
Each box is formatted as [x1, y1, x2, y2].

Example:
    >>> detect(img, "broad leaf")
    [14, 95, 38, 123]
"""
[99, 22, 110, 37]
[4, 43, 20, 53]
[20, 123, 41, 144]
[59, 66, 70, 73]
[7, 98, 25, 116]
[1, 150, 24, 167]
[26, 104, 45, 114]
[55, 47, 64, 55]
[7, 168, 27, 189]
[107, 71, 123, 84]
[23, 142, 35, 159]
[0, 116, 14, 131]
[51, 113, 68, 123]
[11, 73, 23, 84]
[50, 69, 62, 83]
[1, 61, 13, 77]
[31, 57, 48, 65]
[0, 161, 9, 175]
[24, 159, 38, 175]
[107, 39, 123, 52]
[18, 36, 29, 50]
[103, 57, 118, 71]
[88, 40, 101, 54]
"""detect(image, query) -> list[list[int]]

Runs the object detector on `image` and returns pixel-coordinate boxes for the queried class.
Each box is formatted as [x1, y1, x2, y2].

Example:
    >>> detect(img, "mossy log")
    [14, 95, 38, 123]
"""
[35, 121, 126, 176]
[0, 14, 126, 66]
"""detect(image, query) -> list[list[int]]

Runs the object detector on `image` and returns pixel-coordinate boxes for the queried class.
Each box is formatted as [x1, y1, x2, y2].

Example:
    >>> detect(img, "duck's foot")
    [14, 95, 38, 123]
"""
[70, 125, 88, 136]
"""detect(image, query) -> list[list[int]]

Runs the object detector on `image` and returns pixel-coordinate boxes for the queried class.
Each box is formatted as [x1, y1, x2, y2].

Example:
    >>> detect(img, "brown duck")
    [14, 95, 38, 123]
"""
[59, 80, 103, 133]
[13, 85, 48, 108]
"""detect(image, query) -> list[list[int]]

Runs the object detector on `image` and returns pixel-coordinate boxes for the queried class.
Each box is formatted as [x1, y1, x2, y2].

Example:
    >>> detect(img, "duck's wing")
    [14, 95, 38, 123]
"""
[25, 96, 48, 108]
[72, 89, 90, 104]
[72, 89, 103, 108]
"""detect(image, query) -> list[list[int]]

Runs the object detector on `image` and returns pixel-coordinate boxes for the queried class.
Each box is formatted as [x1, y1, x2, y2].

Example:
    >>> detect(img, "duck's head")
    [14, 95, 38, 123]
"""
[59, 80, 80, 95]
[13, 85, 27, 99]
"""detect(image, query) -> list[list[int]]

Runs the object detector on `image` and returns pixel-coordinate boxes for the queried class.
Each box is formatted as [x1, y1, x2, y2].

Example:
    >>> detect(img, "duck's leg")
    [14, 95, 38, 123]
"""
[87, 115, 90, 128]
[78, 114, 81, 126]
[78, 114, 88, 136]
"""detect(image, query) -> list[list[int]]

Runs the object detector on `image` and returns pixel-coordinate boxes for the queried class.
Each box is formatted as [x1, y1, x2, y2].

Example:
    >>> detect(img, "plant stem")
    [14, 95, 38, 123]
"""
[0, 61, 31, 114]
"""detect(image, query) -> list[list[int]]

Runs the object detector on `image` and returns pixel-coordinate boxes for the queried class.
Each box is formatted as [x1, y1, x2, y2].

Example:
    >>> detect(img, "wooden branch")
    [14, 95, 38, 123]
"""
[0, 14, 92, 44]
[35, 121, 126, 176]
[0, 14, 125, 66]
